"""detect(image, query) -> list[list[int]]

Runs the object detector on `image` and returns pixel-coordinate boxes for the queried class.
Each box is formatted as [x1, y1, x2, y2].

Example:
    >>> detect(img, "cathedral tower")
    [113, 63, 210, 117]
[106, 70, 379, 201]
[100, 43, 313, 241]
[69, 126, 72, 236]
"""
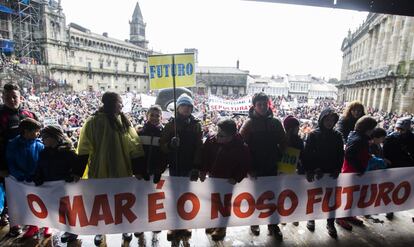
[129, 1, 148, 49]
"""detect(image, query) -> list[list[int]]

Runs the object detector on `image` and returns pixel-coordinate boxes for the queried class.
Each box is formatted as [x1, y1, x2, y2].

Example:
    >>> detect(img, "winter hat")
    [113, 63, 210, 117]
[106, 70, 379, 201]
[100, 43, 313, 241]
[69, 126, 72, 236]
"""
[283, 115, 300, 131]
[176, 94, 194, 108]
[395, 116, 412, 130]
[41, 125, 66, 143]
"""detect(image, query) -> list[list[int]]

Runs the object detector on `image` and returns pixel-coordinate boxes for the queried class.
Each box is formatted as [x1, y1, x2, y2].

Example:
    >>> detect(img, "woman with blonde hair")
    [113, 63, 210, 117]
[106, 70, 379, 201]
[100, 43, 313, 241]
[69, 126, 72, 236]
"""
[336, 101, 365, 143]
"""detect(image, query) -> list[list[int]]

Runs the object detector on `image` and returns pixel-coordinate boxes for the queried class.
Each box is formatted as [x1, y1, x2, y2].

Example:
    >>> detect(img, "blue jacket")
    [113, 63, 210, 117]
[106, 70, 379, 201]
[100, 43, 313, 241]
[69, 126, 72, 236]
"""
[6, 136, 44, 182]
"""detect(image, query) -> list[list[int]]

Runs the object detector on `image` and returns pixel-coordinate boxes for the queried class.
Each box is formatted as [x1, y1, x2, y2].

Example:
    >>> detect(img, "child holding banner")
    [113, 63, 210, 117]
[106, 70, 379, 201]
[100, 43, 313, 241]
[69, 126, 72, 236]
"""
[302, 108, 344, 238]
[339, 116, 377, 229]
[135, 105, 166, 237]
[160, 93, 202, 241]
[240, 92, 286, 240]
[278, 115, 304, 226]
[200, 119, 251, 241]
[33, 125, 82, 243]
[6, 118, 44, 238]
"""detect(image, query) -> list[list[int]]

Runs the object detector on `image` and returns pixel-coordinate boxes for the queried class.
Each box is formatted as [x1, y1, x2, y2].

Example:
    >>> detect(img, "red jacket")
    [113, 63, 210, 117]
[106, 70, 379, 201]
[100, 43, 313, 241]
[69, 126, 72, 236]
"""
[201, 134, 251, 182]
[342, 131, 370, 173]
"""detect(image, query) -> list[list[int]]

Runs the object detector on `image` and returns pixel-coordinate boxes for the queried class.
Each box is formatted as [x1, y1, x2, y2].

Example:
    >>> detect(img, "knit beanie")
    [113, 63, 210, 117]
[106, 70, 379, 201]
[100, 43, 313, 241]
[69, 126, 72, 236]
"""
[283, 115, 300, 131]
[176, 94, 194, 108]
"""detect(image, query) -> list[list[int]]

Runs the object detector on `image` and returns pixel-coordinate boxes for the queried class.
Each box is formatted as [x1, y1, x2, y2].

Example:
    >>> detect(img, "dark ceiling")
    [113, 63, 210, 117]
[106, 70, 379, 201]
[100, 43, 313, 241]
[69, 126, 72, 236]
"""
[248, 0, 414, 17]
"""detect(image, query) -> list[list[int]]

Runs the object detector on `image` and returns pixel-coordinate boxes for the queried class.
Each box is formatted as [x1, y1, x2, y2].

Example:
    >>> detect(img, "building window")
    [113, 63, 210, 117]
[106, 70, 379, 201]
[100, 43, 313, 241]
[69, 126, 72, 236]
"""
[211, 86, 217, 95]
[100, 62, 103, 69]
[126, 64, 129, 72]
[133, 65, 137, 73]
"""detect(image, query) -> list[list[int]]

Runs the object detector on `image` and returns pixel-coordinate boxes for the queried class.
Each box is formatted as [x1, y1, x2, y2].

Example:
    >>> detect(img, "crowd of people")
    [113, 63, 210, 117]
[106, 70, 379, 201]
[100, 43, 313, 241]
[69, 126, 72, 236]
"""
[0, 82, 413, 246]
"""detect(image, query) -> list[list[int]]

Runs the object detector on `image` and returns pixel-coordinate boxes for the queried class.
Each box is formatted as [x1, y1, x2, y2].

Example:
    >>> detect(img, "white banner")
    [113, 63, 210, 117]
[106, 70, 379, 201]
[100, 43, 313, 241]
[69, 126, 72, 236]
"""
[6, 168, 414, 235]
[208, 95, 251, 112]
[140, 94, 156, 109]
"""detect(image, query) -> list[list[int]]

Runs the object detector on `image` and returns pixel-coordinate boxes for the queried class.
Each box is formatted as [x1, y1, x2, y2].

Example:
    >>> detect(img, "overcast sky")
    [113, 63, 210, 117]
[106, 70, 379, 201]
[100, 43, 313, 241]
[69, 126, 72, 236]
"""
[61, 0, 367, 80]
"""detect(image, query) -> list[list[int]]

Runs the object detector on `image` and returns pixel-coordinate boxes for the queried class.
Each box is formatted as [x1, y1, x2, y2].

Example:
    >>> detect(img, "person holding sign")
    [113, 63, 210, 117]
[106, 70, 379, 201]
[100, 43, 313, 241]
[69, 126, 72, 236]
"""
[302, 108, 344, 238]
[77, 92, 145, 246]
[240, 92, 287, 240]
[200, 119, 251, 241]
[160, 93, 203, 241]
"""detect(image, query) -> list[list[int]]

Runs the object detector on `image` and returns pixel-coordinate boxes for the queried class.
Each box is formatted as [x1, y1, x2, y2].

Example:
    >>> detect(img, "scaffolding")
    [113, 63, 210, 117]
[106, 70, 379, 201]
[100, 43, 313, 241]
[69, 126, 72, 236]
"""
[11, 0, 42, 64]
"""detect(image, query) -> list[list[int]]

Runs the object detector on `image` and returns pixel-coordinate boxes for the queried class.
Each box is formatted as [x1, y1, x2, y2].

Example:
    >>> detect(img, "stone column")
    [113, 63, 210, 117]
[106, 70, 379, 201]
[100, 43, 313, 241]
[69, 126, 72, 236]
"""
[358, 88, 363, 102]
[389, 16, 403, 64]
[398, 17, 414, 62]
[378, 87, 386, 111]
[380, 16, 393, 67]
[387, 87, 395, 113]
[368, 28, 377, 68]
[361, 88, 367, 106]
[373, 87, 381, 110]
[373, 21, 384, 69]
[366, 88, 372, 108]
[397, 79, 414, 114]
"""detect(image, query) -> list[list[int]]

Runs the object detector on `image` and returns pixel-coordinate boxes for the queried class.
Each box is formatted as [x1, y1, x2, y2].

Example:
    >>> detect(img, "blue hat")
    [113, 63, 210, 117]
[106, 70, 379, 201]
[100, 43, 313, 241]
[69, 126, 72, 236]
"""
[176, 94, 194, 108]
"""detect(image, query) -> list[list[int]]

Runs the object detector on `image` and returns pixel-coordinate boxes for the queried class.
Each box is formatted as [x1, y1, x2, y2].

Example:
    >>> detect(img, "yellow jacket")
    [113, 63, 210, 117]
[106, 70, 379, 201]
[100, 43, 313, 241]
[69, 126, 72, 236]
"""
[77, 113, 144, 179]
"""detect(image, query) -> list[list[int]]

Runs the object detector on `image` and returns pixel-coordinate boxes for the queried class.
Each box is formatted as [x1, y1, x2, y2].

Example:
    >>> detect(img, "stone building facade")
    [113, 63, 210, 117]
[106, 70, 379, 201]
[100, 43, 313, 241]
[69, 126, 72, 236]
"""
[337, 13, 414, 114]
[247, 74, 337, 99]
[1, 1, 149, 93]
[195, 66, 249, 96]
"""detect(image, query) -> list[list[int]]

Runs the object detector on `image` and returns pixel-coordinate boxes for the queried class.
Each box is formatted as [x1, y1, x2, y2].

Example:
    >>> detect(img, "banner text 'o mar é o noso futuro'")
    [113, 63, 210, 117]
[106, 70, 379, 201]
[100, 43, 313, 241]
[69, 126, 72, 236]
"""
[5, 167, 414, 235]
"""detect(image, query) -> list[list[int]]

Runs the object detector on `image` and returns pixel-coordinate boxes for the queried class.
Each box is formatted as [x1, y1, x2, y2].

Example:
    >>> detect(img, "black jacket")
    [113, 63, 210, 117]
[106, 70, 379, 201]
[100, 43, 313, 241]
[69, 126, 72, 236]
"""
[33, 143, 80, 185]
[160, 114, 202, 176]
[240, 107, 287, 176]
[302, 108, 344, 173]
[383, 131, 414, 168]
[336, 116, 358, 143]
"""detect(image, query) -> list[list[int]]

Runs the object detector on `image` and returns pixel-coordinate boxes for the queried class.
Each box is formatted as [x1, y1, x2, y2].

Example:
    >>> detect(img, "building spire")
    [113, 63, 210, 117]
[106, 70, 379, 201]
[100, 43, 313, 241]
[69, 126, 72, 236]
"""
[129, 1, 148, 49]
[132, 2, 143, 22]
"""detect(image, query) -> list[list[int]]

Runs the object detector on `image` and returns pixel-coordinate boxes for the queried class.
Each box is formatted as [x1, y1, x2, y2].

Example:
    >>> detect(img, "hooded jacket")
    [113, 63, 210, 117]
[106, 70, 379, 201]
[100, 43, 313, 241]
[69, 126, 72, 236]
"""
[201, 134, 251, 182]
[77, 112, 144, 179]
[160, 114, 202, 176]
[6, 136, 44, 181]
[383, 131, 414, 168]
[240, 107, 287, 176]
[302, 108, 344, 173]
[342, 131, 370, 173]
